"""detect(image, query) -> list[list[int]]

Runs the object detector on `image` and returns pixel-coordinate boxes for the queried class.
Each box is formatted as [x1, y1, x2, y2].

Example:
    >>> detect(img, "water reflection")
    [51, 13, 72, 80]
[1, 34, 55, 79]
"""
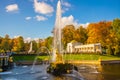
[99, 64, 120, 80]
[0, 64, 120, 80]
[78, 64, 120, 80]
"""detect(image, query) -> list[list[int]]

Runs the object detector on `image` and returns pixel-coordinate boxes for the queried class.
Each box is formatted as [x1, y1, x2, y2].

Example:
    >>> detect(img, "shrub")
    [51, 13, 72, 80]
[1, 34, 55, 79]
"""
[114, 45, 120, 55]
[106, 45, 113, 55]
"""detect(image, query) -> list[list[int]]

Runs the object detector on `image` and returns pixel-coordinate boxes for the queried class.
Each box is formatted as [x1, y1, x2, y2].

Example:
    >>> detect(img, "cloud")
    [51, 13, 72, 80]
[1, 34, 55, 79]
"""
[62, 15, 79, 28]
[24, 37, 32, 43]
[34, 38, 40, 43]
[62, 15, 89, 28]
[79, 23, 90, 28]
[14, 35, 21, 38]
[24, 37, 40, 43]
[34, 0, 54, 14]
[61, 1, 71, 13]
[25, 17, 32, 20]
[25, 15, 47, 21]
[35, 15, 47, 21]
[5, 4, 19, 12]
[62, 8, 69, 13]
[62, 2, 71, 7]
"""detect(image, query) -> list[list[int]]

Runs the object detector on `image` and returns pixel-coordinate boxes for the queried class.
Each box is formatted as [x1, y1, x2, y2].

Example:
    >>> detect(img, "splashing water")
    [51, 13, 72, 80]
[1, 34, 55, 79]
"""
[31, 46, 51, 71]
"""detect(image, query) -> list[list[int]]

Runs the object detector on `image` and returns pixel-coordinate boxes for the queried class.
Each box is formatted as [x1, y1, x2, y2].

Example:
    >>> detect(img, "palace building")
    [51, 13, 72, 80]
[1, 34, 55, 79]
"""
[67, 42, 102, 53]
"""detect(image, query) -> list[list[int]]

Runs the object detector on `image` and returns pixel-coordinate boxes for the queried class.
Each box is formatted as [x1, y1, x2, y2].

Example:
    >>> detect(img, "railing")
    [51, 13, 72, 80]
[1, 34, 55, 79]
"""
[0, 56, 9, 72]
[0, 56, 9, 67]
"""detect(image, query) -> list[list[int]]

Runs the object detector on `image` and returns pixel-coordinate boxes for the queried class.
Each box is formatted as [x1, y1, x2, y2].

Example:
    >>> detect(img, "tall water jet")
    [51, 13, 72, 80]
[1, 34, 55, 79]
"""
[47, 0, 79, 76]
[52, 0, 62, 62]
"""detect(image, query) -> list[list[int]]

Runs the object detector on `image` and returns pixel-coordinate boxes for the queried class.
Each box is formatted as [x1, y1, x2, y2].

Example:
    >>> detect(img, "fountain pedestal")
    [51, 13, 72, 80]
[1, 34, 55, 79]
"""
[47, 52, 78, 76]
[47, 62, 78, 76]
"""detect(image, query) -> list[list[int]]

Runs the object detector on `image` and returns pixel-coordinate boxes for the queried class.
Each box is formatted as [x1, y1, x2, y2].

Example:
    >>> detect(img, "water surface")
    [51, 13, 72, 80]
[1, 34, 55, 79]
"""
[0, 64, 120, 80]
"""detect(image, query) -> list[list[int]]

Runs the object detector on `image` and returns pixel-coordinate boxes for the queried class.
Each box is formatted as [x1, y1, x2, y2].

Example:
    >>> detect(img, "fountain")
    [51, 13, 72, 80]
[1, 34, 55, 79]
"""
[46, 0, 80, 77]
[52, 0, 62, 63]
[28, 42, 33, 54]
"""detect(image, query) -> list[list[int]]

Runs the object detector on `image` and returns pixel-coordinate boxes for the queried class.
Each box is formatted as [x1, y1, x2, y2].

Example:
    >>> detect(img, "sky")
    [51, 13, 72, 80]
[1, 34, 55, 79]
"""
[0, 0, 120, 40]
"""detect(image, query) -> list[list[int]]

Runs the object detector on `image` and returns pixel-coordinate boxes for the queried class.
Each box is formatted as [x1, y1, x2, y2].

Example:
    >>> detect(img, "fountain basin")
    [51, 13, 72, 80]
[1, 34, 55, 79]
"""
[47, 63, 78, 76]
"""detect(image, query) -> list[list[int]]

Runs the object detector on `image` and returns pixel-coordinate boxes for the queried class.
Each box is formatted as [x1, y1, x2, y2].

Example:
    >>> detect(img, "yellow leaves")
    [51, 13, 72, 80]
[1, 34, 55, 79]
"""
[51, 63, 56, 68]
[9, 57, 13, 62]
[87, 21, 112, 44]
[12, 46, 18, 52]
[110, 33, 113, 37]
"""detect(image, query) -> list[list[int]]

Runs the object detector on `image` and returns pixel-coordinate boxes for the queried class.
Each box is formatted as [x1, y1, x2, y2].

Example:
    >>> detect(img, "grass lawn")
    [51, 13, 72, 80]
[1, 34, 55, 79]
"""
[63, 54, 120, 61]
[13, 55, 50, 62]
[13, 54, 120, 62]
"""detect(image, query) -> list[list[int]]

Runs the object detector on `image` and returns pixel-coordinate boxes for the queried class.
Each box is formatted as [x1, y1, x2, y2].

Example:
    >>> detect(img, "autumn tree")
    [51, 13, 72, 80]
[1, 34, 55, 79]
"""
[62, 25, 76, 49]
[1, 34, 11, 52]
[36, 39, 43, 50]
[74, 26, 87, 44]
[12, 36, 25, 52]
[0, 36, 2, 44]
[39, 39, 45, 47]
[12, 38, 18, 52]
[87, 21, 112, 47]
[0, 36, 3, 53]
[0, 36, 3, 49]
[111, 18, 120, 55]
[9, 39, 14, 52]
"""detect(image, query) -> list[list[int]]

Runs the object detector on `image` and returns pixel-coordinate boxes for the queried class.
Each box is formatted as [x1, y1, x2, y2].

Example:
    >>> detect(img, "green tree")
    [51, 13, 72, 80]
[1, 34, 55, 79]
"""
[112, 18, 120, 43]
[114, 45, 120, 55]
[36, 39, 43, 50]
[17, 36, 25, 52]
[45, 36, 53, 51]
[106, 45, 113, 55]
[24, 42, 30, 53]
[32, 40, 38, 53]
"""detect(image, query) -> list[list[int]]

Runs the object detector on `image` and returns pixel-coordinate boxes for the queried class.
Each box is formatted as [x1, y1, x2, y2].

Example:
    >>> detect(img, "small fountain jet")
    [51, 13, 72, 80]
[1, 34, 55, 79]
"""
[28, 42, 33, 54]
